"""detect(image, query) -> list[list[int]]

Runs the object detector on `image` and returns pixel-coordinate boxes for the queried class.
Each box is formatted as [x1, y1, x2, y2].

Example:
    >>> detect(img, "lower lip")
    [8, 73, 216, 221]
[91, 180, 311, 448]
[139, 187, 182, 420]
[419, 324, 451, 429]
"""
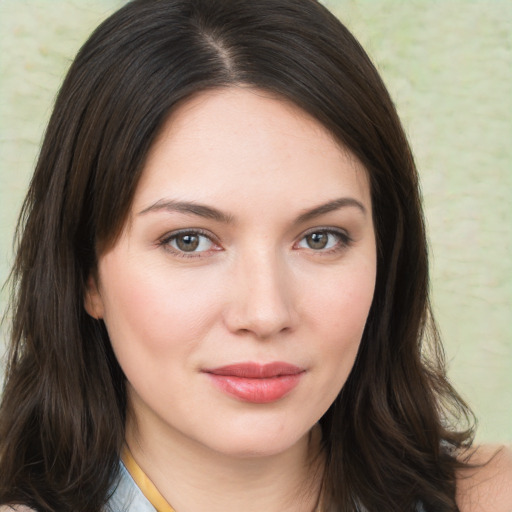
[205, 373, 303, 403]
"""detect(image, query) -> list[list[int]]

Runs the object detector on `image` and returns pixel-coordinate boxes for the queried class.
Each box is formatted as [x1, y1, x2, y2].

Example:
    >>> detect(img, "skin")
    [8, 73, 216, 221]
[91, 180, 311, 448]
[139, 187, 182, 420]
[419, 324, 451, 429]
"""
[86, 86, 377, 511]
[456, 444, 512, 512]
[84, 87, 512, 511]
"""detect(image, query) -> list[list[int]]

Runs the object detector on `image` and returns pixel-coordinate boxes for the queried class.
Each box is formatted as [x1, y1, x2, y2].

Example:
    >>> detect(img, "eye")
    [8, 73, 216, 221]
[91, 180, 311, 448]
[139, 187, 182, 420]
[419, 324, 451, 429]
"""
[296, 229, 350, 251]
[161, 230, 218, 255]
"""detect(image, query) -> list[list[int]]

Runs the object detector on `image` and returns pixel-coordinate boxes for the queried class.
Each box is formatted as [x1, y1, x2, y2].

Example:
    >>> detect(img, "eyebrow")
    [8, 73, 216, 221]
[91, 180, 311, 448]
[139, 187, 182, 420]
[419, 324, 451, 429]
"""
[138, 199, 234, 223]
[295, 197, 367, 224]
[138, 197, 366, 224]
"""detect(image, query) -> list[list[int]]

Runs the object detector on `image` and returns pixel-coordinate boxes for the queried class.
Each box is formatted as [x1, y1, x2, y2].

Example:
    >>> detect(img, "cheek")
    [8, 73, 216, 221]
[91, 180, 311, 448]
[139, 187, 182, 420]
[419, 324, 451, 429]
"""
[98, 256, 224, 357]
[302, 259, 376, 338]
[300, 258, 375, 388]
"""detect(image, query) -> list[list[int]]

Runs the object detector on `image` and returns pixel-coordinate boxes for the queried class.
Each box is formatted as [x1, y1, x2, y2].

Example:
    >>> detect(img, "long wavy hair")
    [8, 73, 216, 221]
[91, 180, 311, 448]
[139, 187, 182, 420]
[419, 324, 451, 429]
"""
[0, 0, 475, 510]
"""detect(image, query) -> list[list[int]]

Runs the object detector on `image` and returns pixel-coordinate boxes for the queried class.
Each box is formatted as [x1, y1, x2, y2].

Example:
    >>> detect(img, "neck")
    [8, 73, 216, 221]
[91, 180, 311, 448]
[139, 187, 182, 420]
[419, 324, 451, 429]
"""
[125, 411, 324, 512]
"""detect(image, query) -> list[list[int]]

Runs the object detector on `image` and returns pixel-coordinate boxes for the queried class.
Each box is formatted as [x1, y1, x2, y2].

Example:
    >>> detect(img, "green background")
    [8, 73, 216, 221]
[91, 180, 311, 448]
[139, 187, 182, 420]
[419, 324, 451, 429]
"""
[0, 0, 510, 442]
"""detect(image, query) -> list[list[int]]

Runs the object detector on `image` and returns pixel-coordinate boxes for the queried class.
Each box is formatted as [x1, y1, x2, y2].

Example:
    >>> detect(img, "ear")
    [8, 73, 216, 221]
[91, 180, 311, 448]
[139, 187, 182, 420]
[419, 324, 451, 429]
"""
[84, 274, 105, 319]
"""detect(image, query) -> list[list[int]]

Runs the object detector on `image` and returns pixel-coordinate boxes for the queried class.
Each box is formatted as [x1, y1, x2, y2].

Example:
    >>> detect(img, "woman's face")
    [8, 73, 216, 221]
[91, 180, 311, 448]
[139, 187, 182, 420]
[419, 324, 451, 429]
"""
[86, 87, 376, 458]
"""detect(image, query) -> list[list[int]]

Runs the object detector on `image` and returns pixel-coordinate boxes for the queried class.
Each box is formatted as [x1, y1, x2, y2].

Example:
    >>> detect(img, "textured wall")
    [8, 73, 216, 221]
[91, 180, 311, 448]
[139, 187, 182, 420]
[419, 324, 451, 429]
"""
[0, 0, 510, 442]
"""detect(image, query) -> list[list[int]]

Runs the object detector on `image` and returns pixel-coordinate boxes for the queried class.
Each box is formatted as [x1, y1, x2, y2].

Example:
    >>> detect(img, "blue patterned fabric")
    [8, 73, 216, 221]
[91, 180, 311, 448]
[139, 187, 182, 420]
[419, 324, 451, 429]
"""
[105, 462, 156, 512]
[104, 460, 427, 512]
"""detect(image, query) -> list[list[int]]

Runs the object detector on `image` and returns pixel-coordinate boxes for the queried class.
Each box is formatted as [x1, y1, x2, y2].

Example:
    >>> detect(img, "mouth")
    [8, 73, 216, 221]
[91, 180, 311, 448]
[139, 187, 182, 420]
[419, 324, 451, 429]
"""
[202, 362, 305, 404]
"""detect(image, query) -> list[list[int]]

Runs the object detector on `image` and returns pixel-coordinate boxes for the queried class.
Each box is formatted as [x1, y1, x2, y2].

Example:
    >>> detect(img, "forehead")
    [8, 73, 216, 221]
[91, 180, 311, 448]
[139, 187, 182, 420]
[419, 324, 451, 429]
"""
[132, 86, 371, 216]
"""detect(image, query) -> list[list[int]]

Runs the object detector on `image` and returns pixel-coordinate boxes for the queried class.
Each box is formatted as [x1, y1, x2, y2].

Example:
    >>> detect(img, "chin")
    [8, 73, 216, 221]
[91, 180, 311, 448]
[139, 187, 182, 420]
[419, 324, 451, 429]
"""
[203, 424, 314, 460]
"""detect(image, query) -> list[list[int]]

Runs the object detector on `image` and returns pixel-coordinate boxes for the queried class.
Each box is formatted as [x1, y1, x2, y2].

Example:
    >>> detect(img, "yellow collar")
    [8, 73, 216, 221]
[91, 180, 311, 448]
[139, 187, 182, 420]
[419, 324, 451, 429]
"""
[122, 444, 325, 512]
[122, 445, 176, 512]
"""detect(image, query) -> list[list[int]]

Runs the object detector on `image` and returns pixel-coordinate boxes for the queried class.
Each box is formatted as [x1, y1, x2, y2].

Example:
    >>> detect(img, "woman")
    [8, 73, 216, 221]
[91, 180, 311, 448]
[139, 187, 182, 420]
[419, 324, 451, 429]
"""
[0, 0, 510, 511]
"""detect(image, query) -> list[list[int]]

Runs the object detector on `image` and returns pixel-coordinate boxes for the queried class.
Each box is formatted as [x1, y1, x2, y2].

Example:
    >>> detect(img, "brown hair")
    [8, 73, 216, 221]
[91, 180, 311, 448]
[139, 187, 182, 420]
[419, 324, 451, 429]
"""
[0, 0, 475, 510]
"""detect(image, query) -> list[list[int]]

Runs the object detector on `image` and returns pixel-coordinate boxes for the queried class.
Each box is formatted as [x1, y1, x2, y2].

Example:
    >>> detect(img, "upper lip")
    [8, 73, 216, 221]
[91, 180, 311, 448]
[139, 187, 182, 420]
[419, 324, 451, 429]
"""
[203, 362, 304, 378]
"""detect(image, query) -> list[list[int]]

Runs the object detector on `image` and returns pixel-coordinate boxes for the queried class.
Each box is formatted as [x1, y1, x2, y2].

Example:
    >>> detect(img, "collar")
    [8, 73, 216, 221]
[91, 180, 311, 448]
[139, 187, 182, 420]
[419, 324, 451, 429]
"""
[122, 445, 176, 512]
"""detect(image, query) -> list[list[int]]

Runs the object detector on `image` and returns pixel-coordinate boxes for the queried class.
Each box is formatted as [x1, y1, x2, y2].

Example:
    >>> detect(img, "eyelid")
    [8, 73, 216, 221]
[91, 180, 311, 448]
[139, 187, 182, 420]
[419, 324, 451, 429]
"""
[294, 226, 353, 252]
[157, 226, 352, 258]
[300, 226, 350, 238]
[158, 228, 222, 257]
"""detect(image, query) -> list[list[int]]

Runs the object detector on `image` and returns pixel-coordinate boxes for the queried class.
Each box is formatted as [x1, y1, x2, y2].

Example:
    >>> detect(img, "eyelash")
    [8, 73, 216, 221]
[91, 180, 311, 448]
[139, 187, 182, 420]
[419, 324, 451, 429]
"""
[295, 227, 353, 254]
[158, 227, 353, 258]
[158, 229, 220, 259]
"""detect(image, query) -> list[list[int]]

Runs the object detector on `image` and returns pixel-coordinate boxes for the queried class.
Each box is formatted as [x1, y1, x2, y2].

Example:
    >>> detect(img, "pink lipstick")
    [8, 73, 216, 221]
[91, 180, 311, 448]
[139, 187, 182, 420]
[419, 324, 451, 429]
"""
[203, 362, 304, 403]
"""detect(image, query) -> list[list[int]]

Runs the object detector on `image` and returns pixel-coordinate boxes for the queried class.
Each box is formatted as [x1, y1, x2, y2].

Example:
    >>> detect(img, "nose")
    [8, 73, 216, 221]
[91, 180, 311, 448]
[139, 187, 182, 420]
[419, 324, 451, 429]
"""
[223, 250, 297, 340]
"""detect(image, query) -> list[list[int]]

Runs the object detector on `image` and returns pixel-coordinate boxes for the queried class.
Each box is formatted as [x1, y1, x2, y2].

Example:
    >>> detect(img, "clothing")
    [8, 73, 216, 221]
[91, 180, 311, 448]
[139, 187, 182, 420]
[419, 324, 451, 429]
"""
[105, 459, 168, 512]
[106, 449, 328, 511]
[0, 462, 162, 512]
[104, 451, 427, 512]
[105, 447, 175, 512]
[0, 456, 426, 512]
[106, 451, 326, 511]
[0, 477, 426, 512]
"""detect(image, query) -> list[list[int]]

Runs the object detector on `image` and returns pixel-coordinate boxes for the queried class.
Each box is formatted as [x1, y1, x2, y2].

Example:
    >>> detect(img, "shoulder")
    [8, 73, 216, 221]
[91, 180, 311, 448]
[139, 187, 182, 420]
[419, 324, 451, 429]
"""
[0, 507, 36, 512]
[456, 444, 512, 512]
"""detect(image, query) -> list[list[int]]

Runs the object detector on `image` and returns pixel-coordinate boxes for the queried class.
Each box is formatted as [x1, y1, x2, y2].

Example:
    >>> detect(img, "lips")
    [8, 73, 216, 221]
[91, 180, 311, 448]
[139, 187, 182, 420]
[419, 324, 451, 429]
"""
[203, 362, 305, 403]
